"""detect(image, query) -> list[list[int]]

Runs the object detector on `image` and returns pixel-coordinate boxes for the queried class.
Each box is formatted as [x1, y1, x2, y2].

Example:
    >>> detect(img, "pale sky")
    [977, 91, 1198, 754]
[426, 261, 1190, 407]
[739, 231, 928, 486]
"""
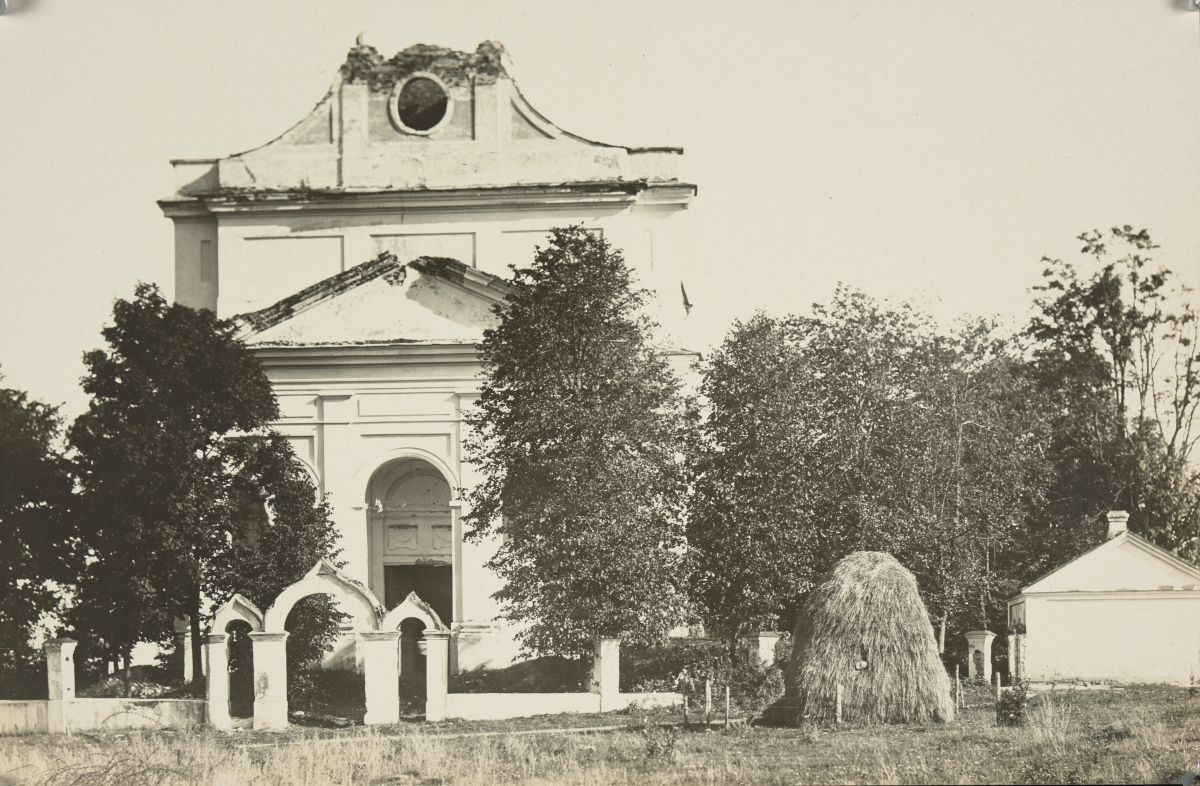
[1, 1, 1197, 416]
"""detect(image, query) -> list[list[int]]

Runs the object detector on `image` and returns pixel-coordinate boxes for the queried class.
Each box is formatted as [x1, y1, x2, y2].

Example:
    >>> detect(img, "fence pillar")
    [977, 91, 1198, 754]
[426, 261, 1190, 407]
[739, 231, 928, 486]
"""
[1009, 633, 1025, 681]
[591, 638, 620, 712]
[249, 631, 289, 730]
[423, 631, 451, 722]
[964, 630, 996, 683]
[173, 618, 192, 682]
[44, 638, 77, 734]
[204, 634, 231, 730]
[744, 631, 784, 667]
[360, 631, 401, 725]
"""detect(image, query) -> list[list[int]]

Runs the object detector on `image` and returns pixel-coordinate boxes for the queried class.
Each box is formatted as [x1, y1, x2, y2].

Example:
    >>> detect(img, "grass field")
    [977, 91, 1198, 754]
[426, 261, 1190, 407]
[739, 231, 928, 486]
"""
[2, 685, 1199, 785]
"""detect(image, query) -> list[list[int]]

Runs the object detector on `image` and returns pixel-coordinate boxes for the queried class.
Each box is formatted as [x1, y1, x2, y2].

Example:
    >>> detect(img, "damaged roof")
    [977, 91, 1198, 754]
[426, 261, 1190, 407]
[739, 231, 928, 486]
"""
[340, 40, 510, 89]
[233, 252, 514, 347]
[162, 40, 689, 202]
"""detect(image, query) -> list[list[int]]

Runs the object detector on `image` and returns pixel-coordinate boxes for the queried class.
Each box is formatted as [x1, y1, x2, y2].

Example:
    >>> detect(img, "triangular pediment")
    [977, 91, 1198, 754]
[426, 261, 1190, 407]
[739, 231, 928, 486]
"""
[234, 253, 510, 347]
[1023, 533, 1200, 594]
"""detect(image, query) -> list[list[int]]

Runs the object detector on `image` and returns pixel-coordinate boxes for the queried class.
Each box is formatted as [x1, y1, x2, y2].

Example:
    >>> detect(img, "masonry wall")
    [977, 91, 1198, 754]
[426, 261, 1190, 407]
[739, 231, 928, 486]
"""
[1024, 592, 1200, 684]
[0, 699, 206, 736]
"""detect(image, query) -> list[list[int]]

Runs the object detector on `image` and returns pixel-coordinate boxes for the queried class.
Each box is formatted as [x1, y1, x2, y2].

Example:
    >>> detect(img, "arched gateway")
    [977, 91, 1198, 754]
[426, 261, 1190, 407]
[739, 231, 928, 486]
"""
[208, 560, 451, 729]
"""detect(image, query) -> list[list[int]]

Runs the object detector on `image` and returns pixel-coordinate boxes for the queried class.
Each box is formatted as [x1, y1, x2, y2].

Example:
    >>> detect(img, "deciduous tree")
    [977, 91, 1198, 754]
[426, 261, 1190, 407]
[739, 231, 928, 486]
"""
[689, 290, 1045, 652]
[1025, 226, 1200, 563]
[464, 227, 691, 657]
[69, 284, 339, 684]
[0, 375, 73, 691]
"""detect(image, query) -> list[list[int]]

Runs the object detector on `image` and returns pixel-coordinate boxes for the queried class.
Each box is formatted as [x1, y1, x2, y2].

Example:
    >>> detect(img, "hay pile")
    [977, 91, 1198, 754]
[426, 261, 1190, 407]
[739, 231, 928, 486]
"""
[784, 551, 953, 724]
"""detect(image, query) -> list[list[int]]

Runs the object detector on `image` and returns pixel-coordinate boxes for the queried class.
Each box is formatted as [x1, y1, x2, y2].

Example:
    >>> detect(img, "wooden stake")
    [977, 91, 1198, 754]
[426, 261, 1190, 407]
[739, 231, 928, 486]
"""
[724, 686, 731, 729]
[705, 679, 712, 724]
[835, 683, 843, 724]
[955, 664, 962, 709]
[682, 695, 688, 728]
[994, 670, 1001, 703]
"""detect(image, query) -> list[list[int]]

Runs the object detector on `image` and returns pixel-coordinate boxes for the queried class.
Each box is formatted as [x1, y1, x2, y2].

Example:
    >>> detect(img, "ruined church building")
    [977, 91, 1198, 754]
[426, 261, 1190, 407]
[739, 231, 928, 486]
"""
[158, 41, 697, 672]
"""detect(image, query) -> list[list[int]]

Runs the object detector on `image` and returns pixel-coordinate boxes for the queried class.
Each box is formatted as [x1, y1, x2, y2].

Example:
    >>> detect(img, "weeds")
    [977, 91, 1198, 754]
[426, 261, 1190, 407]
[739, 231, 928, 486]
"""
[1027, 694, 1074, 755]
[0, 685, 1195, 785]
[641, 723, 680, 761]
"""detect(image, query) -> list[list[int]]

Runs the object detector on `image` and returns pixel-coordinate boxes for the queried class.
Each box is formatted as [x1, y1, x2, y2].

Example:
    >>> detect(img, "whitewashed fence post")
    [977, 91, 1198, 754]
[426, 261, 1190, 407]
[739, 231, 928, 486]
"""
[44, 638, 77, 734]
[204, 633, 231, 730]
[249, 631, 289, 730]
[423, 630, 451, 722]
[360, 631, 401, 725]
[591, 638, 620, 712]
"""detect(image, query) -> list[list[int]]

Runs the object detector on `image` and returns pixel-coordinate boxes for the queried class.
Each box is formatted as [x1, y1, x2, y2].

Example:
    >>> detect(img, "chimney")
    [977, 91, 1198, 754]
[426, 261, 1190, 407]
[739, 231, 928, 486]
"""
[1106, 510, 1130, 539]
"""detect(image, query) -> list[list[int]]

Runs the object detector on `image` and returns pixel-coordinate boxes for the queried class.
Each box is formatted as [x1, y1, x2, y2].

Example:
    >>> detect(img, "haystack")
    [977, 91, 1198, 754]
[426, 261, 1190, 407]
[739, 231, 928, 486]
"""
[784, 551, 953, 724]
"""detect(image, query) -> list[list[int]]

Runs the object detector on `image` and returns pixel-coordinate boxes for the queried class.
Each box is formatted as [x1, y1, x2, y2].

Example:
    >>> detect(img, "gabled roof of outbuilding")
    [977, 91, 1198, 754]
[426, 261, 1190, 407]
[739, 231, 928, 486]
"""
[1014, 531, 1200, 597]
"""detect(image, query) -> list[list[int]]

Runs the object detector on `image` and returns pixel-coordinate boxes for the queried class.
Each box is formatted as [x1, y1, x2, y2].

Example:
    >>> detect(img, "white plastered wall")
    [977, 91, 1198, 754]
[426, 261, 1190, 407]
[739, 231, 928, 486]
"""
[1023, 592, 1200, 685]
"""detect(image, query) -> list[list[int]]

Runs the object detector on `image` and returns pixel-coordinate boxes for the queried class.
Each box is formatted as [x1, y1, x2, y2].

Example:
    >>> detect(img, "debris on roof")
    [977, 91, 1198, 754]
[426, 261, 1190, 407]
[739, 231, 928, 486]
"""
[341, 41, 509, 89]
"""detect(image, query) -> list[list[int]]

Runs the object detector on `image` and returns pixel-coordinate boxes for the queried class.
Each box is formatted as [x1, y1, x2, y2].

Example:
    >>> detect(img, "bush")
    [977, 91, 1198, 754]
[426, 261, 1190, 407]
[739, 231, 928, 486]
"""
[996, 680, 1031, 726]
[449, 656, 589, 693]
[621, 638, 786, 718]
[620, 639, 728, 692]
[77, 664, 202, 699]
[642, 723, 680, 760]
[285, 595, 348, 674]
[0, 645, 45, 700]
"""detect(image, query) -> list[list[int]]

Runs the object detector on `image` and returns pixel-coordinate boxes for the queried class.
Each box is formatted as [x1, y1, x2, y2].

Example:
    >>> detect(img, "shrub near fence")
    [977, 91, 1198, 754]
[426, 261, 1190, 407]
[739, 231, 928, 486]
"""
[621, 638, 788, 720]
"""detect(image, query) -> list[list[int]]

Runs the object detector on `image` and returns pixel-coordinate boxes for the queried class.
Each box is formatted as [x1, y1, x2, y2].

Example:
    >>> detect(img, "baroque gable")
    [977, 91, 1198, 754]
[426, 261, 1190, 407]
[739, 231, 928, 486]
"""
[163, 41, 689, 200]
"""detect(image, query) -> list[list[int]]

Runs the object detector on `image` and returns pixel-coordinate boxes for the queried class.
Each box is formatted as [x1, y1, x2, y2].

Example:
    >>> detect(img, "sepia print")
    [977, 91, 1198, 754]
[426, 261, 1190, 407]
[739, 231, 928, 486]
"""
[1, 3, 1199, 784]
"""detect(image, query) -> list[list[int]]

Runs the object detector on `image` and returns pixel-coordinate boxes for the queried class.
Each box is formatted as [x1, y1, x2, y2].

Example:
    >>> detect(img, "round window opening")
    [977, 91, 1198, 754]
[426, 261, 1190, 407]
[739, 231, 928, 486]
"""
[395, 77, 449, 133]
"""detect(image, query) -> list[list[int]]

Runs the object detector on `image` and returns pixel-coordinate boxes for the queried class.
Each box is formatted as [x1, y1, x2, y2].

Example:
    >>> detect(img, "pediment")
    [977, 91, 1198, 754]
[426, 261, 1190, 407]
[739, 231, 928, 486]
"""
[235, 253, 508, 347]
[1024, 533, 1200, 594]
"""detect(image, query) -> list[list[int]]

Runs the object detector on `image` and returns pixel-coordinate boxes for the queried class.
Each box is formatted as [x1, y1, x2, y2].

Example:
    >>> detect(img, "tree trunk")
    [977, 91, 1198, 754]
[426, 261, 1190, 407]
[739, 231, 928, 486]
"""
[122, 650, 132, 698]
[938, 610, 947, 654]
[190, 601, 204, 686]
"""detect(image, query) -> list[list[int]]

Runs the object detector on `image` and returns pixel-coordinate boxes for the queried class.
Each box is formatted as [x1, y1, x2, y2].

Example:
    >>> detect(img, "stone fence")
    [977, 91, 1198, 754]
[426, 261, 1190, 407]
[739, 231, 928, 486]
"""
[0, 639, 206, 735]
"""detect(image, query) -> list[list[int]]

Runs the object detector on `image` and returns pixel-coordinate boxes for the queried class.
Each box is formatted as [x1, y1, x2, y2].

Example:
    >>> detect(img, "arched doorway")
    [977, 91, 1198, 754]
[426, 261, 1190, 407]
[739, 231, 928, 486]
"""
[226, 620, 254, 719]
[284, 593, 365, 725]
[206, 594, 264, 731]
[365, 458, 454, 626]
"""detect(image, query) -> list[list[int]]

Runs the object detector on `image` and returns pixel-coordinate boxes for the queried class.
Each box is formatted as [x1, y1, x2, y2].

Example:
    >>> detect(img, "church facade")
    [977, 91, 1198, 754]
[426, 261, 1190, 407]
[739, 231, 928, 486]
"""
[158, 41, 696, 671]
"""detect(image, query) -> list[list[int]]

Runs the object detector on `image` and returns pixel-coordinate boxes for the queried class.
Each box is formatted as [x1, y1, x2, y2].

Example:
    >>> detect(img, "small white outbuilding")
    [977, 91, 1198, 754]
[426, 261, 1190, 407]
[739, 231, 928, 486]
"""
[1007, 511, 1200, 685]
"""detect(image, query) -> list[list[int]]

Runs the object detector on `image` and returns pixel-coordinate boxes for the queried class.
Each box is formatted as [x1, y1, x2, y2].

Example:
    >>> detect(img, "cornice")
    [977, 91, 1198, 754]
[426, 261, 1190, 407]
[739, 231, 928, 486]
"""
[158, 181, 696, 219]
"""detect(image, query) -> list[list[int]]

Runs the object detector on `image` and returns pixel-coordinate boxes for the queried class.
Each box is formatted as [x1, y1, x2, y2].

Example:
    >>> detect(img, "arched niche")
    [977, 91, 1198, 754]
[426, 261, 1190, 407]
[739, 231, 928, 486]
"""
[262, 559, 385, 634]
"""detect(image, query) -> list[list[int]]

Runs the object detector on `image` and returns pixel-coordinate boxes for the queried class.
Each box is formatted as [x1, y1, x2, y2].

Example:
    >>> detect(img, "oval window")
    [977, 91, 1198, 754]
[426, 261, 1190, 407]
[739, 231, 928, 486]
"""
[395, 76, 449, 133]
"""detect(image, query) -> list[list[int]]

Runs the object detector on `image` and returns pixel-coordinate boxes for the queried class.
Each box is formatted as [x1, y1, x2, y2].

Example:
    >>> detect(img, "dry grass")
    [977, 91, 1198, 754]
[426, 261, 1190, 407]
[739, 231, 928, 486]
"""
[1026, 693, 1074, 755]
[785, 551, 954, 725]
[0, 685, 1198, 784]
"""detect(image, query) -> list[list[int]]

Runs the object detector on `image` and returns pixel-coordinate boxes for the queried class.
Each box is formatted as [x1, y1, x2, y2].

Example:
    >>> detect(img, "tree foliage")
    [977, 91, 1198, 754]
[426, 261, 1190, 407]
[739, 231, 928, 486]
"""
[68, 284, 339, 681]
[1025, 226, 1200, 563]
[464, 226, 691, 657]
[0, 375, 74, 685]
[689, 290, 1044, 648]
